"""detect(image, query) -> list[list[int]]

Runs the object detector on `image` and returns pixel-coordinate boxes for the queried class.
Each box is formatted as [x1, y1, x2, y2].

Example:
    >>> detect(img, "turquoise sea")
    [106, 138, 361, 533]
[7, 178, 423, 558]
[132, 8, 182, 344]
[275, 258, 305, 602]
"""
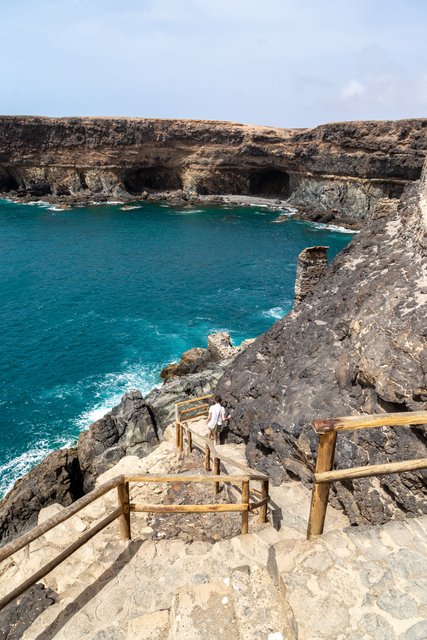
[0, 199, 354, 497]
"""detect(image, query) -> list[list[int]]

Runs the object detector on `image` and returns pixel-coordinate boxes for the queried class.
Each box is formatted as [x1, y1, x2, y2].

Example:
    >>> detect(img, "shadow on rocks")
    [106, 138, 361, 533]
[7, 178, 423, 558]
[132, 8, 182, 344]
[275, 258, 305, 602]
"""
[28, 540, 143, 640]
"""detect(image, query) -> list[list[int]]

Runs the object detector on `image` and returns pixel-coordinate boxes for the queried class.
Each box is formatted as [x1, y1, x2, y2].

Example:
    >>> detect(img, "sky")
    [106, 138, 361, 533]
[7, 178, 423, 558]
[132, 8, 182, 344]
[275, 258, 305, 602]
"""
[0, 0, 426, 128]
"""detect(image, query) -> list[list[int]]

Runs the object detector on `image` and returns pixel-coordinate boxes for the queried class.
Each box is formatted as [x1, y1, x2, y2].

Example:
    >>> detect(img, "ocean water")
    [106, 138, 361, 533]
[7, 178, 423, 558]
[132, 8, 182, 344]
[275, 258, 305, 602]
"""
[0, 199, 354, 496]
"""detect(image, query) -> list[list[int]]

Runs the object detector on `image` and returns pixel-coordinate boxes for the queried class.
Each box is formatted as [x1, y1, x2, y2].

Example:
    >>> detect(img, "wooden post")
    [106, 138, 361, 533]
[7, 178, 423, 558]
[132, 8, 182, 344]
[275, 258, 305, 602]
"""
[179, 424, 184, 454]
[241, 480, 249, 534]
[205, 444, 211, 471]
[175, 404, 179, 447]
[188, 430, 193, 454]
[307, 431, 337, 539]
[259, 479, 269, 523]
[117, 482, 131, 541]
[213, 457, 220, 494]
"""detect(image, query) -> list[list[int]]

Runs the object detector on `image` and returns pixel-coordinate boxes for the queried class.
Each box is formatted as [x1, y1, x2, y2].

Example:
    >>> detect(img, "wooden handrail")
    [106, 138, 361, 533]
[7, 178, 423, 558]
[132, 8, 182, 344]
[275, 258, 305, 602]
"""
[130, 503, 248, 513]
[314, 457, 427, 483]
[174, 396, 270, 535]
[0, 395, 270, 613]
[314, 411, 427, 433]
[0, 474, 125, 563]
[0, 506, 123, 612]
[180, 403, 210, 415]
[126, 474, 250, 484]
[307, 411, 427, 539]
[175, 394, 213, 407]
[177, 418, 268, 481]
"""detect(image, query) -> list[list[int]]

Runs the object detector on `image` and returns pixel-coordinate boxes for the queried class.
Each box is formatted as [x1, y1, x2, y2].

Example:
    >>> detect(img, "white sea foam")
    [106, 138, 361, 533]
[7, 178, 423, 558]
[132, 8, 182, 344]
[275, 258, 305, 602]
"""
[262, 306, 286, 319]
[0, 363, 162, 498]
[175, 209, 203, 214]
[74, 363, 161, 432]
[0, 436, 71, 498]
[274, 208, 297, 218]
[47, 205, 67, 211]
[26, 200, 51, 207]
[310, 222, 358, 234]
[120, 205, 142, 211]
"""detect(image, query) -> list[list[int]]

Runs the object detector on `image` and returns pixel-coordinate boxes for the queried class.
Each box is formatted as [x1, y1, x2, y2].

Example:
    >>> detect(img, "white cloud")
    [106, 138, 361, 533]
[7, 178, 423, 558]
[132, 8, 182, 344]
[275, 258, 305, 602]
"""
[341, 79, 366, 99]
[0, 0, 426, 126]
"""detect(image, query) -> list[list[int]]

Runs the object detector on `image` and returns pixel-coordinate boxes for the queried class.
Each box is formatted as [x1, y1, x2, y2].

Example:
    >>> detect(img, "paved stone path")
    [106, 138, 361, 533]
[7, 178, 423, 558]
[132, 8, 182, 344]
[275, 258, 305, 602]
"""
[1, 422, 425, 639]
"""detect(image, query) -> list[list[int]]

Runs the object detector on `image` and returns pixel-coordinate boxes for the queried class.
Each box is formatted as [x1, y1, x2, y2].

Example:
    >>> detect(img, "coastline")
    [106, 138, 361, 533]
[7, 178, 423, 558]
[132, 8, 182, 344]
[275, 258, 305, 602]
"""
[0, 190, 363, 231]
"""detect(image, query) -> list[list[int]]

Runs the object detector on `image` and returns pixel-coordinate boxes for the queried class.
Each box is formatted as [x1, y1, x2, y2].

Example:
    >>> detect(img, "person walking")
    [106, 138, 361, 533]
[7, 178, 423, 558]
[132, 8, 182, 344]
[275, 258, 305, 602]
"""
[207, 395, 229, 445]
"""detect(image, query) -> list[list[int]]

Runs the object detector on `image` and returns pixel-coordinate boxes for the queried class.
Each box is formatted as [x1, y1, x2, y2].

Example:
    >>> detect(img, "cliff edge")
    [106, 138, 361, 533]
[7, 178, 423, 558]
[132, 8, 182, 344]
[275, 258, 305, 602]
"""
[217, 160, 427, 525]
[1, 116, 426, 221]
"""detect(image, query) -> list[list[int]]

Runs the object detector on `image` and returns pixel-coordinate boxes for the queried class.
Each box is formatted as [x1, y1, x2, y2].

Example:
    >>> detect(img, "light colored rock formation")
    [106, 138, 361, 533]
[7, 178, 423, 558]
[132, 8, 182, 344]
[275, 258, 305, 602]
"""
[1, 116, 426, 221]
[161, 332, 251, 381]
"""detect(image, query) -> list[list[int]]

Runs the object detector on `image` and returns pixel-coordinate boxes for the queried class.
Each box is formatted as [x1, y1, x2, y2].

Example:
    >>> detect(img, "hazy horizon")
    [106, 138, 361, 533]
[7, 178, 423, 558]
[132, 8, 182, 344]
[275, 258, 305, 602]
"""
[1, 0, 426, 128]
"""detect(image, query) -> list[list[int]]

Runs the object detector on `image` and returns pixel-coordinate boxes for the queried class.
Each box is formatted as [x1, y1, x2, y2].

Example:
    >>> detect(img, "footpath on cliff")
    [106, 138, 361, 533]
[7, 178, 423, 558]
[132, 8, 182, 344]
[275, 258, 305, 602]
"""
[1, 418, 426, 640]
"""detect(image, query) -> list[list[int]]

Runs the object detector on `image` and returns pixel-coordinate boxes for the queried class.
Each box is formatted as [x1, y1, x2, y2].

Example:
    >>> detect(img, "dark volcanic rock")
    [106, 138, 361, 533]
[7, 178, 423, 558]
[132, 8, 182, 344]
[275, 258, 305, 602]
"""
[216, 164, 427, 525]
[78, 389, 160, 492]
[0, 583, 57, 640]
[0, 449, 83, 544]
[0, 334, 246, 543]
[294, 246, 329, 306]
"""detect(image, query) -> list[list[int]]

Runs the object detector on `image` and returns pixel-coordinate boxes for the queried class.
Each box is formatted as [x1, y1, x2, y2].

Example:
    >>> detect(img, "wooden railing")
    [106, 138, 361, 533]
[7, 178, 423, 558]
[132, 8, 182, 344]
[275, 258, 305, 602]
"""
[175, 395, 270, 531]
[306, 411, 427, 539]
[0, 395, 270, 612]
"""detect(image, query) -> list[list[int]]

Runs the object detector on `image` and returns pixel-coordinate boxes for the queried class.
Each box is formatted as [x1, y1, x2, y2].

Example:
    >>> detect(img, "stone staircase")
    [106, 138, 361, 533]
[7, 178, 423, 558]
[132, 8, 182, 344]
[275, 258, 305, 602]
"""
[2, 424, 426, 639]
[269, 515, 427, 640]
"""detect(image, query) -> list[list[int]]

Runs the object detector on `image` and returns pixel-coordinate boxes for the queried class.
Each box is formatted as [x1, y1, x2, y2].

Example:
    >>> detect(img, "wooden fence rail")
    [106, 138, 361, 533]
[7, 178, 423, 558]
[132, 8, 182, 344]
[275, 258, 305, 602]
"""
[0, 394, 271, 612]
[307, 410, 427, 539]
[174, 394, 270, 533]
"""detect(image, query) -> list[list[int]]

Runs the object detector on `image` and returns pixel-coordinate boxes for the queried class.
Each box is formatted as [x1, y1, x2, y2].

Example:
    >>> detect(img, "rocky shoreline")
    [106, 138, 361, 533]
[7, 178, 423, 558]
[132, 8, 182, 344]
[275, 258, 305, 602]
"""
[0, 189, 363, 231]
[1, 116, 426, 225]
[0, 333, 247, 544]
[1, 118, 426, 547]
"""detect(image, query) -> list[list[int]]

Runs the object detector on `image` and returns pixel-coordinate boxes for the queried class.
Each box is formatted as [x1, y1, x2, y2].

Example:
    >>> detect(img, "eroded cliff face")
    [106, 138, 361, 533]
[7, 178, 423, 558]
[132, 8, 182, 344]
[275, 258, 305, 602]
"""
[0, 116, 426, 220]
[216, 162, 427, 526]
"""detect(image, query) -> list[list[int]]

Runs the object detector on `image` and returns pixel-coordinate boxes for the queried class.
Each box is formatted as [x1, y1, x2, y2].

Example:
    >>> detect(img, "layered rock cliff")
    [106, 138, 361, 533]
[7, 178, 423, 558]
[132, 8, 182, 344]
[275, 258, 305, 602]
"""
[1, 116, 426, 221]
[217, 162, 427, 525]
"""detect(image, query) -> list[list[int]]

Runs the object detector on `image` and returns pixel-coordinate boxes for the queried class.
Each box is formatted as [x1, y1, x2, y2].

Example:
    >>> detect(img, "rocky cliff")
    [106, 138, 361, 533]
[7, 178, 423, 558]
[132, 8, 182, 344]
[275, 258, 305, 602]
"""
[216, 161, 427, 525]
[1, 116, 426, 221]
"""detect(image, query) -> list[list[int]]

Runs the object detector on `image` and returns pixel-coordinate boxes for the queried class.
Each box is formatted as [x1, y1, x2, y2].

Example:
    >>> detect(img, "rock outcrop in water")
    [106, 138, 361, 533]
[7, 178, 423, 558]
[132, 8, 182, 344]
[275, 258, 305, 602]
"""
[0, 116, 426, 221]
[0, 449, 83, 542]
[216, 161, 427, 525]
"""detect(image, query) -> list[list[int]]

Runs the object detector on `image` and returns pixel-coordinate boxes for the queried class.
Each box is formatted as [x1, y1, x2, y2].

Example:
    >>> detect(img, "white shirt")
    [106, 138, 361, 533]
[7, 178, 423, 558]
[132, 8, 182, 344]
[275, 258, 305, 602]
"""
[208, 403, 226, 429]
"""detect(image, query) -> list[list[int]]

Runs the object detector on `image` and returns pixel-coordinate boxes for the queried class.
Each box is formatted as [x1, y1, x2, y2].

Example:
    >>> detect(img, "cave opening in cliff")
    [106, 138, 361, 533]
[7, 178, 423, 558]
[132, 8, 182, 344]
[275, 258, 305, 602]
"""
[123, 167, 183, 194]
[248, 169, 290, 197]
[0, 167, 20, 192]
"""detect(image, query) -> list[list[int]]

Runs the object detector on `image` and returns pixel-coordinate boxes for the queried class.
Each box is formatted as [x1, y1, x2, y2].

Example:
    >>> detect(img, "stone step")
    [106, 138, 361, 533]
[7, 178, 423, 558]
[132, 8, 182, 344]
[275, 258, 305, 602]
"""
[230, 564, 293, 640]
[168, 580, 238, 640]
[268, 515, 427, 640]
